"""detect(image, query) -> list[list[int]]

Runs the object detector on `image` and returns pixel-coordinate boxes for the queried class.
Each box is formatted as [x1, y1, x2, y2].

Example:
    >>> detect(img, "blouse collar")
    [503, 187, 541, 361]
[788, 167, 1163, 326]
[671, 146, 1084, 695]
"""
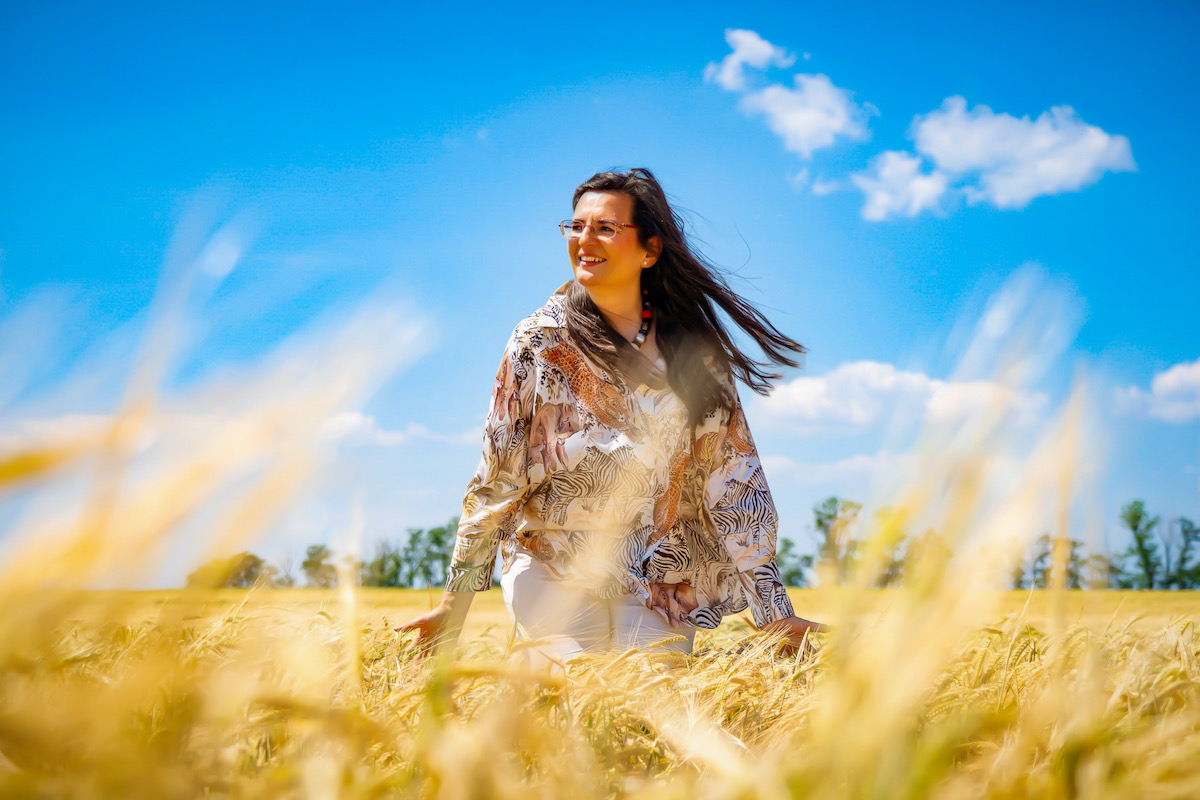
[532, 281, 572, 329]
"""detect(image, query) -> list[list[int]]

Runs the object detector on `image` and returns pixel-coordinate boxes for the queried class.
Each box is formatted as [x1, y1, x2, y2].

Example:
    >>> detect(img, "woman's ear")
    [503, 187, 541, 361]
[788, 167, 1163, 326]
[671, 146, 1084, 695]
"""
[643, 236, 664, 268]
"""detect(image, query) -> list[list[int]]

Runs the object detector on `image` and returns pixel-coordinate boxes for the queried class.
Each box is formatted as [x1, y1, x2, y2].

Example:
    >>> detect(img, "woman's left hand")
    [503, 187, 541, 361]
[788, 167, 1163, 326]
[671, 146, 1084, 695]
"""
[759, 615, 827, 653]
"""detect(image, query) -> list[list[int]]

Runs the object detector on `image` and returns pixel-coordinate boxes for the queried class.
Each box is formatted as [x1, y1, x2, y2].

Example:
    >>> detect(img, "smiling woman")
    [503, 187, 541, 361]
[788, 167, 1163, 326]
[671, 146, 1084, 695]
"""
[398, 167, 824, 663]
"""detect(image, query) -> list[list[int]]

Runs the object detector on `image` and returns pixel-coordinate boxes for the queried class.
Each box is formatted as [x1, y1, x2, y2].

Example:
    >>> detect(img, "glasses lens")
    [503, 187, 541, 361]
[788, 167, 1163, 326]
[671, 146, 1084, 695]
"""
[560, 220, 626, 239]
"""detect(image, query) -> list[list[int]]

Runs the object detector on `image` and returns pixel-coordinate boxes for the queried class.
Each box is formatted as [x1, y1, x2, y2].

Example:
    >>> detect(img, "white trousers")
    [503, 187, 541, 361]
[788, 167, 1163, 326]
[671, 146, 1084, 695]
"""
[500, 548, 696, 664]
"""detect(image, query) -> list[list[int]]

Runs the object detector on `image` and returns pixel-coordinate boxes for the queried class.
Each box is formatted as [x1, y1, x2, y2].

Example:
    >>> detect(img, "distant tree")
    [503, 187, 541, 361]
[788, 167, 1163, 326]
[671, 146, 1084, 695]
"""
[186, 551, 267, 588]
[302, 544, 337, 588]
[1027, 535, 1084, 589]
[339, 553, 364, 586]
[395, 518, 460, 588]
[1029, 534, 1052, 589]
[1161, 515, 1200, 592]
[400, 528, 428, 587]
[777, 538, 813, 587]
[902, 528, 953, 586]
[1063, 539, 1086, 589]
[1086, 552, 1123, 589]
[424, 517, 458, 586]
[1120, 501, 1162, 589]
[813, 496, 861, 585]
[274, 551, 296, 588]
[1009, 554, 1029, 590]
[362, 540, 404, 587]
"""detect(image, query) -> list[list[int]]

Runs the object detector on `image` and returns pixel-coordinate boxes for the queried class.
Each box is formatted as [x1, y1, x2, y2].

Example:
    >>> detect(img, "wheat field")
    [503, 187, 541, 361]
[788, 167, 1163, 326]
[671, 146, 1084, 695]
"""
[2, 270, 1198, 798]
[0, 586, 1198, 798]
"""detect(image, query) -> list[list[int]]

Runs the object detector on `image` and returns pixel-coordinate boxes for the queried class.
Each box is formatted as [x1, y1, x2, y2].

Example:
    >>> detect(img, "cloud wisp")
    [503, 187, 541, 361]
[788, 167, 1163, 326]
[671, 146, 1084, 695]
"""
[706, 31, 1134, 220]
[703, 29, 795, 92]
[752, 360, 1047, 431]
[850, 151, 951, 222]
[705, 29, 870, 161]
[1115, 357, 1200, 423]
[321, 411, 481, 448]
[912, 97, 1136, 209]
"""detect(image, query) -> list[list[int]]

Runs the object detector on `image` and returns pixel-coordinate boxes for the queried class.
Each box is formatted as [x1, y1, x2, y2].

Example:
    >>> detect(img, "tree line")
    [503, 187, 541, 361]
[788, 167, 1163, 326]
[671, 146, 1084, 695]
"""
[775, 497, 1199, 590]
[188, 499, 1198, 590]
[186, 518, 460, 589]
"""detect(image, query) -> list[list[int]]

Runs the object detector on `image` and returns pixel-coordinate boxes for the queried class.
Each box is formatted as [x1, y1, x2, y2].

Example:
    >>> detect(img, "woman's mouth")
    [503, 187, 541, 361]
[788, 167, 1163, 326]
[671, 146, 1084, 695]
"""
[578, 255, 606, 266]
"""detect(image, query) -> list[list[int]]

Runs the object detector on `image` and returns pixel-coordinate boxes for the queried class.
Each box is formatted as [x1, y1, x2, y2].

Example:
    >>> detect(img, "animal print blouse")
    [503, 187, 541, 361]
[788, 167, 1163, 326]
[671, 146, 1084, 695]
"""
[445, 284, 795, 630]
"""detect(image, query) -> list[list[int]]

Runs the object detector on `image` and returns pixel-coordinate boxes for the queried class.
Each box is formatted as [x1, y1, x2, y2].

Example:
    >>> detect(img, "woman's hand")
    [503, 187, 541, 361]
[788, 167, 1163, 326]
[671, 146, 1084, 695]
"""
[759, 615, 827, 654]
[394, 591, 473, 655]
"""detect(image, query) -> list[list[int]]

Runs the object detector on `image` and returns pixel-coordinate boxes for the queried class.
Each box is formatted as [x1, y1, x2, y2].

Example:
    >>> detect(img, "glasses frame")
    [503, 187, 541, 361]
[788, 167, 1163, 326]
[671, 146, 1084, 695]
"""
[558, 219, 641, 239]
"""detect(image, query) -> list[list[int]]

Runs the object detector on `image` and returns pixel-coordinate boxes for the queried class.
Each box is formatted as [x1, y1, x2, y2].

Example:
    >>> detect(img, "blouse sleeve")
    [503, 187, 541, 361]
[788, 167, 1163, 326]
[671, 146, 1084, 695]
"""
[444, 329, 535, 592]
[704, 386, 796, 627]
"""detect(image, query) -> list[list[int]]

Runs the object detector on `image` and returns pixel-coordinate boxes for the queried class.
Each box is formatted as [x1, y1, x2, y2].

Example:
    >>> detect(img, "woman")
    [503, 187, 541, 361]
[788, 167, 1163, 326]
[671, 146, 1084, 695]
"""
[399, 168, 823, 661]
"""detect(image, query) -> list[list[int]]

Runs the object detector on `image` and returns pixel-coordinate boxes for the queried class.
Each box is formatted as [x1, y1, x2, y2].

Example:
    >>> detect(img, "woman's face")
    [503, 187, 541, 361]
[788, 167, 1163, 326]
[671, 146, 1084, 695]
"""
[568, 191, 659, 297]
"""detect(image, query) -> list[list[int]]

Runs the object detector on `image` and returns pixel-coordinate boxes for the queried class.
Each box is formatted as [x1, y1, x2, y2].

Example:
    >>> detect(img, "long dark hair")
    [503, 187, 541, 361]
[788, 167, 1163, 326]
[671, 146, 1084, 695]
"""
[564, 168, 805, 426]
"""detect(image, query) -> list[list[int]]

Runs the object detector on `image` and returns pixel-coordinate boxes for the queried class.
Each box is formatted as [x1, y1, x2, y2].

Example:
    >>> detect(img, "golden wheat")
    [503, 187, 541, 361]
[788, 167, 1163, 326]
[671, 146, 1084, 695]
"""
[1, 265, 1197, 798]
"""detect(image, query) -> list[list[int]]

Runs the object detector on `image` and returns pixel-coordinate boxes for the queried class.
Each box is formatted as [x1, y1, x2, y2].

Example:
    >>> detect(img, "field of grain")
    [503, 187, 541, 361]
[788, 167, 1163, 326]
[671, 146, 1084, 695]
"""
[3, 271, 1198, 798]
[0, 585, 1197, 798]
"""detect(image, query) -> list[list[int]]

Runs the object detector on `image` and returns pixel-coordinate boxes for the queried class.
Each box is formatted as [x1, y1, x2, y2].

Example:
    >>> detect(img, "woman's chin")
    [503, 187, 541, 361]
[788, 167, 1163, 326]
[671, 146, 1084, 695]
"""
[572, 269, 603, 287]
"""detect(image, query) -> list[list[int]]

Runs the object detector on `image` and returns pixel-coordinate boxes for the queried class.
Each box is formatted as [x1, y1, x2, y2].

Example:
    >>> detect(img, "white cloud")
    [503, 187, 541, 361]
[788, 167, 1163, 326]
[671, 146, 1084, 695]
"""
[703, 28, 795, 92]
[850, 150, 950, 221]
[1115, 357, 1200, 423]
[762, 452, 884, 485]
[811, 177, 843, 196]
[321, 412, 481, 447]
[754, 360, 1045, 428]
[789, 167, 811, 190]
[739, 73, 870, 159]
[706, 30, 868, 161]
[912, 96, 1135, 209]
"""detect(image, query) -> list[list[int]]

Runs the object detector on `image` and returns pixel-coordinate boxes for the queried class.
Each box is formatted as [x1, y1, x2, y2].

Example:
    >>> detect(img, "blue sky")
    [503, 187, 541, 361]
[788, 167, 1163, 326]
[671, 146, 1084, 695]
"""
[2, 1, 1197, 585]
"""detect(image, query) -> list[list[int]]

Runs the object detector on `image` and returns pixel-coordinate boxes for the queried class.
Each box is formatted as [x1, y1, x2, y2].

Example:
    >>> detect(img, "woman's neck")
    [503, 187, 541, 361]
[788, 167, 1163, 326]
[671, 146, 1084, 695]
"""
[586, 285, 643, 342]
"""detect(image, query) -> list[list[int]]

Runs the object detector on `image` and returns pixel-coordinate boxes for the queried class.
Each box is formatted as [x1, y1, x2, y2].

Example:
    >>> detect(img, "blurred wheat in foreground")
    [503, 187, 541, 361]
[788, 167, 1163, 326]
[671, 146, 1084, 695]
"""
[1, 261, 1198, 799]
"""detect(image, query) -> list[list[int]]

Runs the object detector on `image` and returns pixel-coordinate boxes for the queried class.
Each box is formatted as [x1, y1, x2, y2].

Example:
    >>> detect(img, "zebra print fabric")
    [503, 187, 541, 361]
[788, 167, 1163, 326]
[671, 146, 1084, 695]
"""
[446, 284, 795, 629]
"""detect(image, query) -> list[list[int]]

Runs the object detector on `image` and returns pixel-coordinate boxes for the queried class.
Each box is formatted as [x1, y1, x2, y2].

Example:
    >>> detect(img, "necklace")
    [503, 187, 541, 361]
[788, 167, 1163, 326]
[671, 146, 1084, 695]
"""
[631, 287, 652, 349]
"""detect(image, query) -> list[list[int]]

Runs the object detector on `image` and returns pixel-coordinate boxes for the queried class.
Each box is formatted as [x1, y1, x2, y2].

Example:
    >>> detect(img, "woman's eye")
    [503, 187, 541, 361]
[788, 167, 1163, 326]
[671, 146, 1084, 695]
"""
[599, 224, 616, 234]
[571, 223, 585, 233]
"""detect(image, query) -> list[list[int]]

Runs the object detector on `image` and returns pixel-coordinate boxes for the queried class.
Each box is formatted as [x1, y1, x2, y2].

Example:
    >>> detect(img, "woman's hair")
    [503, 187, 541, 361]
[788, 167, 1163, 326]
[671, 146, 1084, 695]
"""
[564, 167, 805, 426]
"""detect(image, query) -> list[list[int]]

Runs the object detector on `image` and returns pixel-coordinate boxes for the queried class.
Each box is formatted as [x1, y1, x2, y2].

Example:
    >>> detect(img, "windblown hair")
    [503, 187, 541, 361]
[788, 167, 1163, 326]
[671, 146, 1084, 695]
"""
[564, 168, 805, 426]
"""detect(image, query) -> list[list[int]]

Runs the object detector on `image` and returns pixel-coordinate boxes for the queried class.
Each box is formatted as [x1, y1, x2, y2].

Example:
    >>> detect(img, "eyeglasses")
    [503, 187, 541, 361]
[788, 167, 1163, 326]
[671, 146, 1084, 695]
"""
[558, 219, 641, 240]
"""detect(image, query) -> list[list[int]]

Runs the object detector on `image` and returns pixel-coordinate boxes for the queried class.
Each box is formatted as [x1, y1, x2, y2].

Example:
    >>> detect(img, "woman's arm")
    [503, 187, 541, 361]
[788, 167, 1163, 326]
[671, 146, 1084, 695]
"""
[397, 330, 534, 653]
[704, 386, 825, 646]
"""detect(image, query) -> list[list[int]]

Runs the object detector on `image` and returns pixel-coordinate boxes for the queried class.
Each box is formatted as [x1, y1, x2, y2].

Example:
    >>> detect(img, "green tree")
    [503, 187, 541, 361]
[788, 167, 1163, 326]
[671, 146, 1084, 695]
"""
[399, 528, 428, 587]
[777, 537, 813, 587]
[872, 507, 908, 589]
[1120, 501, 1161, 590]
[1085, 552, 1123, 589]
[301, 544, 337, 588]
[813, 496, 861, 585]
[273, 552, 296, 588]
[1168, 517, 1199, 589]
[186, 551, 267, 588]
[424, 517, 458, 587]
[1028, 535, 1084, 589]
[1010, 552, 1029, 590]
[362, 540, 404, 587]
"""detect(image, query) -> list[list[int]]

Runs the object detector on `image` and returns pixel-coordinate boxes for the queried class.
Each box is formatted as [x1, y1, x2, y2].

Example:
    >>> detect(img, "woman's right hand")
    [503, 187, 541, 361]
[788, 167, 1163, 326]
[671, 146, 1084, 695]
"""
[394, 591, 474, 655]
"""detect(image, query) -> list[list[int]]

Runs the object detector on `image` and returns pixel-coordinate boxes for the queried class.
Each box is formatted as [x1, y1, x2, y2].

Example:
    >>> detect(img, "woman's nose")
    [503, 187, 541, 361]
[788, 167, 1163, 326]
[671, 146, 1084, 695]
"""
[577, 222, 600, 243]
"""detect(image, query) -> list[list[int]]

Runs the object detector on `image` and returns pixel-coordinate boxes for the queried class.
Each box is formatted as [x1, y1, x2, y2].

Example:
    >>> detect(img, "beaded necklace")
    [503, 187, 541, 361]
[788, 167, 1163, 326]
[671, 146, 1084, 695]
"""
[631, 287, 652, 349]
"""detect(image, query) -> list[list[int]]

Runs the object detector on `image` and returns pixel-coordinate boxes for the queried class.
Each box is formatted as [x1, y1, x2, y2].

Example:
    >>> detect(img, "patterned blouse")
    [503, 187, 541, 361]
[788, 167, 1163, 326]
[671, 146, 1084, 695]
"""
[445, 284, 795, 629]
